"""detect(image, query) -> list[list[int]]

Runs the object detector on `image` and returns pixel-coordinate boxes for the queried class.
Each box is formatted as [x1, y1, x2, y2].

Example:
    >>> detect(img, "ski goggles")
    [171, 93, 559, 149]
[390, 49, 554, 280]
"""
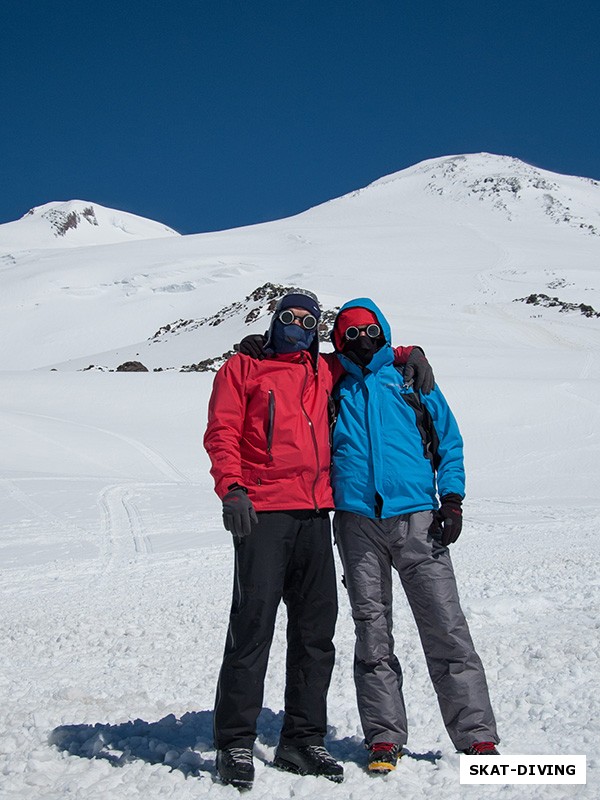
[278, 309, 318, 330]
[344, 323, 381, 341]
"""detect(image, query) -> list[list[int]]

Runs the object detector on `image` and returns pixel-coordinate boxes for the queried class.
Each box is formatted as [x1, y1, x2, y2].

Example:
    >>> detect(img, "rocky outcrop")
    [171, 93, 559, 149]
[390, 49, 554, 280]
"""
[116, 361, 149, 372]
[515, 293, 600, 318]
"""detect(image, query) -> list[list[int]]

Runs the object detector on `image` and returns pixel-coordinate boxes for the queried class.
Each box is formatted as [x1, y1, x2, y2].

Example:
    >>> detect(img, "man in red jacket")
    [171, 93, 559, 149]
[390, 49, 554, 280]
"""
[203, 289, 430, 789]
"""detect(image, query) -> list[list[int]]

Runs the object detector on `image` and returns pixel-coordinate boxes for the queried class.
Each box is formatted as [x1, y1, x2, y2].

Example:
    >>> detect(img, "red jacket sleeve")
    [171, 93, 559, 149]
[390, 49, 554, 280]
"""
[392, 345, 414, 364]
[203, 355, 249, 499]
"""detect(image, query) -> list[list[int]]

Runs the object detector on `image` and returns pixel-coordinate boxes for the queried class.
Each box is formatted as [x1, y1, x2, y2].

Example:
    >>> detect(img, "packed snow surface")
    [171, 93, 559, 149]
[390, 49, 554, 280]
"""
[1, 154, 599, 799]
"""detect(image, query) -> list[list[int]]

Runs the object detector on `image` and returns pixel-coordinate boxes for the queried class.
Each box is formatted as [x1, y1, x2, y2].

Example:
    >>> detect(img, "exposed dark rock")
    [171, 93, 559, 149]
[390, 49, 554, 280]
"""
[81, 206, 99, 226]
[180, 351, 236, 372]
[116, 361, 149, 372]
[515, 293, 600, 318]
[36, 205, 100, 237]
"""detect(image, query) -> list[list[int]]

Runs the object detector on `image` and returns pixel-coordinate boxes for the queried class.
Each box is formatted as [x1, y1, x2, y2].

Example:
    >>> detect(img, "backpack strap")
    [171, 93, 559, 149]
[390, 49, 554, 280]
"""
[400, 390, 440, 471]
[394, 365, 440, 471]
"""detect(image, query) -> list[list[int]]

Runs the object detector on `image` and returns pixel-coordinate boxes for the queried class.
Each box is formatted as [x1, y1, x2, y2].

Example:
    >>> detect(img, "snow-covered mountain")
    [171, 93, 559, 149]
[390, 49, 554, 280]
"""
[0, 199, 180, 253]
[1, 153, 599, 799]
[1, 152, 599, 372]
[367, 153, 600, 234]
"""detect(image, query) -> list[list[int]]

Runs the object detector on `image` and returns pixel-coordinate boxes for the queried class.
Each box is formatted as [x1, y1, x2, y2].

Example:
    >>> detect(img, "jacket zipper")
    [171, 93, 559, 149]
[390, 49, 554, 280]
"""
[267, 389, 275, 461]
[299, 357, 320, 512]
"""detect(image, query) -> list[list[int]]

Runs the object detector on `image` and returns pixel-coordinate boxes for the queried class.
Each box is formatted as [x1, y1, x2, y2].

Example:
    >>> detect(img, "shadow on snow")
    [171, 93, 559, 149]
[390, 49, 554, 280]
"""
[49, 708, 441, 779]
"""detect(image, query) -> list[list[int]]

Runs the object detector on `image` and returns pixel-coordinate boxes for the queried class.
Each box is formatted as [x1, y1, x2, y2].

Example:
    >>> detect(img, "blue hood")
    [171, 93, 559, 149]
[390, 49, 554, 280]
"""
[332, 297, 393, 374]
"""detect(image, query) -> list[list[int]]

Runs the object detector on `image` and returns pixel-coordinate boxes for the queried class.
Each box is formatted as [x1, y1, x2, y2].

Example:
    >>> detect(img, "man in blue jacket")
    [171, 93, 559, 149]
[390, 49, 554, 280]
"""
[331, 298, 499, 773]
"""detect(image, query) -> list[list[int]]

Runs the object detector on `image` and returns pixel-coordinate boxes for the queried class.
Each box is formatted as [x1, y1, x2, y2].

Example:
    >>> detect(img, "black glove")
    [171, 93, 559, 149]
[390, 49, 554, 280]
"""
[222, 487, 258, 538]
[234, 334, 268, 359]
[403, 347, 435, 394]
[430, 493, 463, 546]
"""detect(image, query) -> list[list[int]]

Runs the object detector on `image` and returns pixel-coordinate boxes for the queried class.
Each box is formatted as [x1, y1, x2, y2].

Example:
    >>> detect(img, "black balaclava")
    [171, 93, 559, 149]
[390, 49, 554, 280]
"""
[344, 335, 383, 367]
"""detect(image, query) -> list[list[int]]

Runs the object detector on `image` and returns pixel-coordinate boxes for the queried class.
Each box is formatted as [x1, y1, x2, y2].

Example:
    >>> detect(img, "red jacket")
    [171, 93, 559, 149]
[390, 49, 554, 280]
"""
[204, 347, 414, 511]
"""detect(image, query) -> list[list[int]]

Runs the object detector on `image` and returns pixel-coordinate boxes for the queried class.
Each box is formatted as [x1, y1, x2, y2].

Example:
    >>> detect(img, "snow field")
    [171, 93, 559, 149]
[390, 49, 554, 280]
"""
[1, 373, 598, 799]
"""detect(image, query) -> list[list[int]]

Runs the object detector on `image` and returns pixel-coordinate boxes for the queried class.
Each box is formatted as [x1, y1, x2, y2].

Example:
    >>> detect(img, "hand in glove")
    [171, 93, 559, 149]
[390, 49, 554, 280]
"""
[234, 334, 268, 359]
[222, 486, 258, 539]
[403, 347, 435, 394]
[430, 493, 463, 546]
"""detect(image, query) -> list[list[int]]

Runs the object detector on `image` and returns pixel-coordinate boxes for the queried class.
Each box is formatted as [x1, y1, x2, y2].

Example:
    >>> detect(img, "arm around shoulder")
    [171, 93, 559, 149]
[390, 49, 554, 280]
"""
[393, 346, 435, 394]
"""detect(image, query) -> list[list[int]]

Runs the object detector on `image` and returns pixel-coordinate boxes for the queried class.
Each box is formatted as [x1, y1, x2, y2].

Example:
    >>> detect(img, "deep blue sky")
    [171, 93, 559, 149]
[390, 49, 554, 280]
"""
[2, 0, 599, 234]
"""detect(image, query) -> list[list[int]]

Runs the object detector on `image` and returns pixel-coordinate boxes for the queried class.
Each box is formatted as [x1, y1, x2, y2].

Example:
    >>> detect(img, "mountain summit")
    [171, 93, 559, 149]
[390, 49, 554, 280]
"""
[0, 200, 180, 253]
[304, 153, 600, 238]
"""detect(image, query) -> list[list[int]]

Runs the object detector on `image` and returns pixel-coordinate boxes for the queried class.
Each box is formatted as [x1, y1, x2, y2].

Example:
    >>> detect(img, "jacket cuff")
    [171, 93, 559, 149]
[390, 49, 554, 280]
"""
[216, 476, 244, 499]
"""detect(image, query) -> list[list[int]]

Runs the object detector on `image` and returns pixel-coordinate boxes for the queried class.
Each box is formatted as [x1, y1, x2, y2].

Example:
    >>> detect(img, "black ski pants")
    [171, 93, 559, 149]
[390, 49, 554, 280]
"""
[213, 509, 337, 750]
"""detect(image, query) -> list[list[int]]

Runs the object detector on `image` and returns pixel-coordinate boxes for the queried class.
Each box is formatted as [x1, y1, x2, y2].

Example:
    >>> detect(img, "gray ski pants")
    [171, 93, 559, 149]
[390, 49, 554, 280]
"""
[334, 510, 498, 750]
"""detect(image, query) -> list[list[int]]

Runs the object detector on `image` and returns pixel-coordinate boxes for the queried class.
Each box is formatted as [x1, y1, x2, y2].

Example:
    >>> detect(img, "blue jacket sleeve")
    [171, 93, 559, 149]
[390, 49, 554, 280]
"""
[420, 385, 466, 499]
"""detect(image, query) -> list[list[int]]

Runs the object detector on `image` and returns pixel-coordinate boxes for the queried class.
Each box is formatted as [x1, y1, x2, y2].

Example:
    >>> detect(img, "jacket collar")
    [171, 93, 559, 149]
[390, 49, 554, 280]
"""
[338, 342, 393, 377]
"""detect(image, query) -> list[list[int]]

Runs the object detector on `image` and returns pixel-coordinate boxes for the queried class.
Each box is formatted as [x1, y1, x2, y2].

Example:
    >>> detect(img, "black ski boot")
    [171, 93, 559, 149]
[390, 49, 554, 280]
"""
[216, 747, 254, 790]
[273, 744, 344, 782]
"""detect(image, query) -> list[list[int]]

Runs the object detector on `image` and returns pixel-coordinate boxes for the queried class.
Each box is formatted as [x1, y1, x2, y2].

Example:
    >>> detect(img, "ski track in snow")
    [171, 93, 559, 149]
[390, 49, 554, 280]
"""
[98, 484, 153, 572]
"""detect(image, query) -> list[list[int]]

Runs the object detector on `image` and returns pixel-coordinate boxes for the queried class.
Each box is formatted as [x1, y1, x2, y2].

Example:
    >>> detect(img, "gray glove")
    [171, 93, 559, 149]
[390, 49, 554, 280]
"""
[403, 347, 435, 394]
[222, 487, 258, 538]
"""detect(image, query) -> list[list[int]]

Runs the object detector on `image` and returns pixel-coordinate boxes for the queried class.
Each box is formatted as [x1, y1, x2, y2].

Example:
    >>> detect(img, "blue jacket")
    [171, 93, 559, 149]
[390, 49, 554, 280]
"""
[331, 298, 465, 518]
